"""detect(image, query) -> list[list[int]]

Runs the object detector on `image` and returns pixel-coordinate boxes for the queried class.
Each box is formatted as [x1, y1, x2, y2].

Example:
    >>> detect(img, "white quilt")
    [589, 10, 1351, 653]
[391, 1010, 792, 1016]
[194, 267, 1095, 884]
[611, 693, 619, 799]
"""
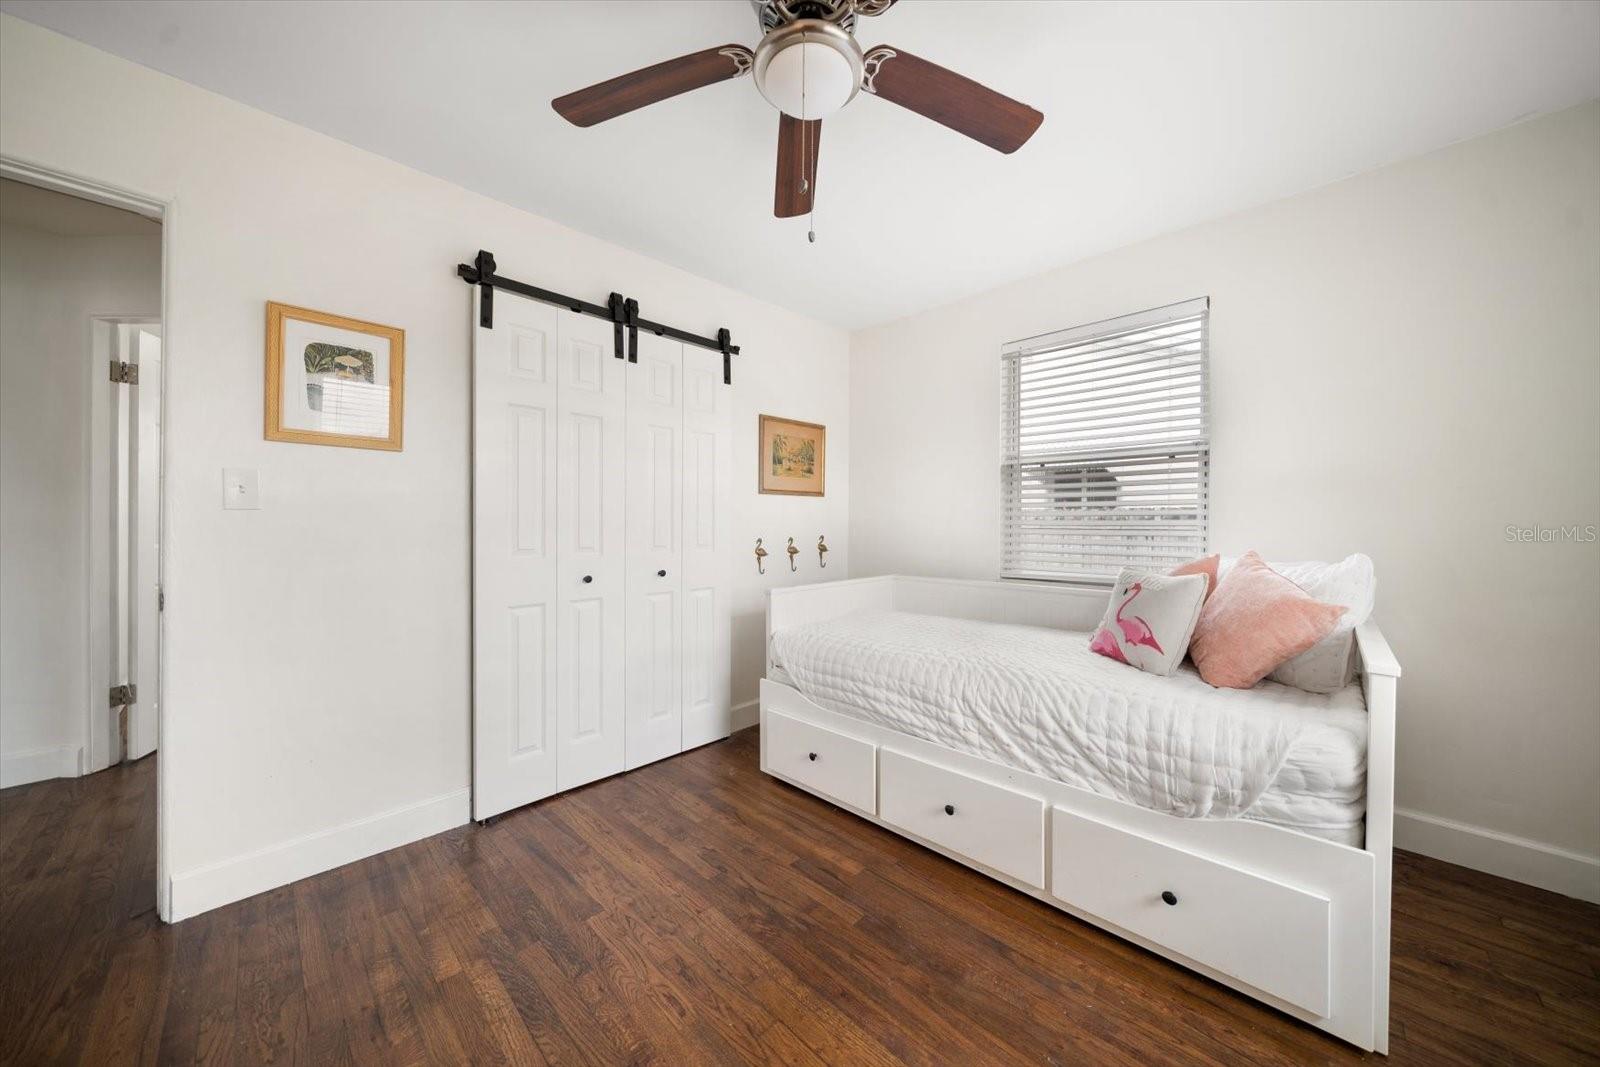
[769, 610, 1368, 845]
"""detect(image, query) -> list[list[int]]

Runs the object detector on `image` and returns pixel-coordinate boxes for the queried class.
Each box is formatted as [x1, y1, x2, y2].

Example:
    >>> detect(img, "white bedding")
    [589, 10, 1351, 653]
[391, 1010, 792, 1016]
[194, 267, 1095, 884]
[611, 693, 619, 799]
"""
[768, 610, 1368, 845]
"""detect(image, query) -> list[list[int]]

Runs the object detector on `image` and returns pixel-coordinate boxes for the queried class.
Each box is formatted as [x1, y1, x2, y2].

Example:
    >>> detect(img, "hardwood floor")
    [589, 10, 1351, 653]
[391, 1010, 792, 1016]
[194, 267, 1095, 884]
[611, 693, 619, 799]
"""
[2, 730, 1597, 1065]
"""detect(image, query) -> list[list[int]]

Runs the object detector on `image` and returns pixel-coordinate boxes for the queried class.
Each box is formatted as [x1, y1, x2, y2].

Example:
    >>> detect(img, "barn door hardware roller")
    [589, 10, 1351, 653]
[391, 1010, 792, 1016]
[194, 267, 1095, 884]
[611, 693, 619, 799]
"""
[457, 249, 741, 383]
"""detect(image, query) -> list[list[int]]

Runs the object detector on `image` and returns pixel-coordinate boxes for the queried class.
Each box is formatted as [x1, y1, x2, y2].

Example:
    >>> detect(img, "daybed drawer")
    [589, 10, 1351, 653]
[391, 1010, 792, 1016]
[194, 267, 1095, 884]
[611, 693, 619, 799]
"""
[765, 711, 877, 815]
[879, 749, 1046, 888]
[1050, 808, 1331, 1017]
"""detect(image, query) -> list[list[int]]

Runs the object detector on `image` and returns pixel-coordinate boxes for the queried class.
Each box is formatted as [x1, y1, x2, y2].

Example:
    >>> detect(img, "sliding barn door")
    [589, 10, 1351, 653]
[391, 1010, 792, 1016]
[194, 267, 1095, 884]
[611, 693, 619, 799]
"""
[473, 289, 559, 819]
[680, 345, 732, 749]
[554, 311, 626, 790]
[624, 332, 684, 770]
[473, 281, 732, 814]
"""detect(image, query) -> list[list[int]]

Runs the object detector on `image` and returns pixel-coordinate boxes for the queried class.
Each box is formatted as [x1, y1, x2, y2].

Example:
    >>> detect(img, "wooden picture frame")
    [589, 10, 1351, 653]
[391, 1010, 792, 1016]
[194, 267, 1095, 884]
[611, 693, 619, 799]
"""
[759, 414, 825, 496]
[265, 301, 404, 451]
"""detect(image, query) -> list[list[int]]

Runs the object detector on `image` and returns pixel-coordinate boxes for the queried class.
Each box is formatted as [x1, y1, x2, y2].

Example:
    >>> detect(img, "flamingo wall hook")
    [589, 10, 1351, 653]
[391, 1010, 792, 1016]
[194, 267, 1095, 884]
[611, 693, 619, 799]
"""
[817, 535, 829, 568]
[785, 537, 799, 572]
[754, 537, 768, 575]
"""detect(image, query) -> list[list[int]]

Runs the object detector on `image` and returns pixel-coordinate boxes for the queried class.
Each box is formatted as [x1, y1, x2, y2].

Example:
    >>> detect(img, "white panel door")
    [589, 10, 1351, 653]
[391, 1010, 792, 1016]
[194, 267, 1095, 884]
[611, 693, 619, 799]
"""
[473, 289, 559, 819]
[555, 311, 626, 790]
[129, 328, 162, 760]
[624, 332, 684, 770]
[679, 345, 732, 750]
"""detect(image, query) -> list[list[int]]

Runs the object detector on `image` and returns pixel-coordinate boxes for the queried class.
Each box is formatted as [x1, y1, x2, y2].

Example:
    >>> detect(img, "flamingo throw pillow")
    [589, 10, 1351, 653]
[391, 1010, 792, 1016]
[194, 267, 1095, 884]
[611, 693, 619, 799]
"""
[1088, 569, 1209, 677]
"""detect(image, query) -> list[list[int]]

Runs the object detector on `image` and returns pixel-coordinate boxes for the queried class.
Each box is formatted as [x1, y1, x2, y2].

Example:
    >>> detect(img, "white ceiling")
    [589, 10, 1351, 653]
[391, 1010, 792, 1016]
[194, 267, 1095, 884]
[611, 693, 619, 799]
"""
[4, 1, 1596, 329]
[0, 177, 161, 236]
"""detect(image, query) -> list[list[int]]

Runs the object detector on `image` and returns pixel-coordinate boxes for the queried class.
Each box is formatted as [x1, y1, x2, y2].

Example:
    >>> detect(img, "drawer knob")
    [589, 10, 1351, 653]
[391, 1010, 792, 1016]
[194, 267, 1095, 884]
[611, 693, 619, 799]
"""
[582, 575, 593, 583]
[657, 569, 668, 578]
[944, 804, 956, 816]
[1161, 890, 1178, 906]
[807, 752, 818, 761]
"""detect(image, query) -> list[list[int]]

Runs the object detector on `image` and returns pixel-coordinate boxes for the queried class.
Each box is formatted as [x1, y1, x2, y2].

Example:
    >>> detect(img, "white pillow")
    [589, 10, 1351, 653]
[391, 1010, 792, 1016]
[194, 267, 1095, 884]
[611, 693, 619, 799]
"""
[1088, 570, 1209, 677]
[1218, 553, 1376, 693]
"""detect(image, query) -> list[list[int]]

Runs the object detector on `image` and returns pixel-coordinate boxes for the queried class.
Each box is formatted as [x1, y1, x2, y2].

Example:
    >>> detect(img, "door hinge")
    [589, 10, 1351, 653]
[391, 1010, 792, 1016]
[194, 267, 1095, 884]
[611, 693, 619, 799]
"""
[109, 360, 139, 384]
[158, 588, 165, 612]
[109, 683, 137, 706]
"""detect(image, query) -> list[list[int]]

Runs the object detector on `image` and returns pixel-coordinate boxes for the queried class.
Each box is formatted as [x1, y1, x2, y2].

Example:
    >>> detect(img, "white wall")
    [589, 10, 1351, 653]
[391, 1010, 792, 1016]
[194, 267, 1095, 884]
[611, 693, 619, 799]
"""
[730, 371, 850, 730]
[850, 102, 1600, 899]
[0, 220, 161, 787]
[0, 16, 849, 916]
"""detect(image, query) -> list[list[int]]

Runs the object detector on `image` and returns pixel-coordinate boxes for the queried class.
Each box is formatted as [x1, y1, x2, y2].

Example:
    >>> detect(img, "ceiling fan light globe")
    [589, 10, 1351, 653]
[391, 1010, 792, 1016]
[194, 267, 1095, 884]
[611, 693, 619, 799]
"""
[753, 19, 863, 120]
[761, 41, 855, 118]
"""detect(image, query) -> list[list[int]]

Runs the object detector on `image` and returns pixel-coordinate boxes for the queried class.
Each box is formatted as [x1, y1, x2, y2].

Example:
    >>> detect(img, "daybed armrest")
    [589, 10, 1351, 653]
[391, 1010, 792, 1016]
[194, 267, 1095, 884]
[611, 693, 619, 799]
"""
[766, 576, 897, 675]
[1355, 621, 1402, 679]
[1355, 618, 1399, 1052]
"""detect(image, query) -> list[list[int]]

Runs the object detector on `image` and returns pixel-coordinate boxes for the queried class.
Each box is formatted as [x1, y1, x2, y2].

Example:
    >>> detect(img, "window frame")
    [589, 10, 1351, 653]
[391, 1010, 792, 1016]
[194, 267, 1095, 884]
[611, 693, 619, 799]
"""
[999, 297, 1211, 585]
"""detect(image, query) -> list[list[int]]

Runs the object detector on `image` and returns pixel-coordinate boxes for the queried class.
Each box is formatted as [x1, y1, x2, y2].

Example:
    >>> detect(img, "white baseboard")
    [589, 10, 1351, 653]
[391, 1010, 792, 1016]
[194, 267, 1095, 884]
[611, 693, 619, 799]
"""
[732, 698, 759, 733]
[1396, 807, 1600, 904]
[1, 744, 80, 788]
[168, 787, 470, 921]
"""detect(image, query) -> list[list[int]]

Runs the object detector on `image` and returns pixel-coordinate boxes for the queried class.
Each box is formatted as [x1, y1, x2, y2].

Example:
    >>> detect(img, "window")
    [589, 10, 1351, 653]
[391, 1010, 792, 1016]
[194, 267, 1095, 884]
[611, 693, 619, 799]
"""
[1001, 298, 1209, 583]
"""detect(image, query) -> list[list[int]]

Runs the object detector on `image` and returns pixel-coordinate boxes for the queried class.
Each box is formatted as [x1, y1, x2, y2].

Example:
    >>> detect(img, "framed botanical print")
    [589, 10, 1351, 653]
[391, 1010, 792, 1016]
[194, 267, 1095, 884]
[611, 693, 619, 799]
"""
[265, 301, 404, 450]
[759, 414, 825, 496]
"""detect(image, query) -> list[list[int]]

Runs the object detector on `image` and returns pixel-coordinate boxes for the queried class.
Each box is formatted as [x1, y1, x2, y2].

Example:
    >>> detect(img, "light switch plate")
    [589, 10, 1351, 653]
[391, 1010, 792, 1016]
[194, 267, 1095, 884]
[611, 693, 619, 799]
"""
[223, 468, 260, 510]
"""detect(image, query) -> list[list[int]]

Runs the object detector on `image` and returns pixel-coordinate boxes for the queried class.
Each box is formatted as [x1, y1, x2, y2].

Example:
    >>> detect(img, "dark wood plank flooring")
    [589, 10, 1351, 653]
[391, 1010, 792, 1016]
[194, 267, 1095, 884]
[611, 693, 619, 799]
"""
[2, 729, 1597, 1065]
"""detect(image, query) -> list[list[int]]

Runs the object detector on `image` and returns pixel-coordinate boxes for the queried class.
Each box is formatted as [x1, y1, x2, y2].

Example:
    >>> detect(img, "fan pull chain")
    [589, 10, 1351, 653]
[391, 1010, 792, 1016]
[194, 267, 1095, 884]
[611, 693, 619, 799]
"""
[801, 36, 816, 244]
[799, 40, 809, 198]
[808, 158, 816, 244]
[807, 108, 816, 244]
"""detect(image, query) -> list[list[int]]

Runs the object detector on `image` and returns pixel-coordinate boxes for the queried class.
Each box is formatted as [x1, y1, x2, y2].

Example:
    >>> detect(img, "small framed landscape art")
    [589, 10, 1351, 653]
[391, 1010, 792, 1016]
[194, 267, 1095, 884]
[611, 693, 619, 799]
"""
[759, 414, 825, 496]
[265, 301, 404, 450]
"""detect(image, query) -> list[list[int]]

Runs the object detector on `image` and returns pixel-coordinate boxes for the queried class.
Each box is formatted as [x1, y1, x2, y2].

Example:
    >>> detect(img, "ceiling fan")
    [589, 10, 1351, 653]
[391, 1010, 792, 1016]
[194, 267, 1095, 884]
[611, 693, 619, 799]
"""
[551, 0, 1044, 225]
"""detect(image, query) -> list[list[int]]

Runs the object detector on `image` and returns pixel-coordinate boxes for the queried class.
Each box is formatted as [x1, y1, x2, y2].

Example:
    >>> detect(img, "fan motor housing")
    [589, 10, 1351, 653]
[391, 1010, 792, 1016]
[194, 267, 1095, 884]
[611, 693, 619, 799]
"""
[754, 0, 867, 34]
[753, 19, 864, 120]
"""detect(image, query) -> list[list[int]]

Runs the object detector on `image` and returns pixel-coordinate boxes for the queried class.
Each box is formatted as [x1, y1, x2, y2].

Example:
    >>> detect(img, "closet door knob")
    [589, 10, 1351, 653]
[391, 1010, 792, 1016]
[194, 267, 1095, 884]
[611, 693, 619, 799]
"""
[657, 569, 667, 577]
[582, 575, 593, 584]
[807, 752, 818, 761]
[1161, 890, 1178, 906]
[944, 804, 956, 816]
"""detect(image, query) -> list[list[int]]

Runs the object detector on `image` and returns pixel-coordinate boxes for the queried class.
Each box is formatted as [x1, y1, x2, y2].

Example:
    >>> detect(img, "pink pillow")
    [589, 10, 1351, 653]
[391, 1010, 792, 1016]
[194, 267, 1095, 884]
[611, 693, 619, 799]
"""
[1169, 554, 1220, 600]
[1188, 551, 1346, 689]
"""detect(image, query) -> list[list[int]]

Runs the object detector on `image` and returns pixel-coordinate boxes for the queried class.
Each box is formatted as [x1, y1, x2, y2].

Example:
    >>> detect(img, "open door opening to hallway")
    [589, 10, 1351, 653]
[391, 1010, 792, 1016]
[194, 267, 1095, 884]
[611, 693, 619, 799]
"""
[0, 173, 164, 904]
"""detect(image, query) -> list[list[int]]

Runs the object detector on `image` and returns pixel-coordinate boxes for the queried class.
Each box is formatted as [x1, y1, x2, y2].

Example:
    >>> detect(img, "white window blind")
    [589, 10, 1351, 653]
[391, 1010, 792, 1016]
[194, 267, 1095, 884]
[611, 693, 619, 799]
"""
[1001, 297, 1209, 583]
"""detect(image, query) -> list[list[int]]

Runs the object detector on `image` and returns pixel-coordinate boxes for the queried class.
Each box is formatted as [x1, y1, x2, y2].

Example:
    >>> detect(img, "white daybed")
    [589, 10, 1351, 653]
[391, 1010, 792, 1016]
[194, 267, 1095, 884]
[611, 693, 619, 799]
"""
[761, 575, 1400, 1054]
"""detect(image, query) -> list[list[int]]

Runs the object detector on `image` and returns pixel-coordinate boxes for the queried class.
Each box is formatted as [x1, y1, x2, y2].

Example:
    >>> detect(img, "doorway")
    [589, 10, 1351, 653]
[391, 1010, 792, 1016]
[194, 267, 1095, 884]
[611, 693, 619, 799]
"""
[0, 171, 167, 916]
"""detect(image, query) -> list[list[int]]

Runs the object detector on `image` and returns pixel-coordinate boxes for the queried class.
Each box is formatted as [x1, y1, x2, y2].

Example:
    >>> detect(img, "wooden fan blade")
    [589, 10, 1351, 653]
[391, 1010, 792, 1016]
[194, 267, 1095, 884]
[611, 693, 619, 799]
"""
[553, 45, 753, 127]
[861, 46, 1042, 153]
[775, 114, 821, 218]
